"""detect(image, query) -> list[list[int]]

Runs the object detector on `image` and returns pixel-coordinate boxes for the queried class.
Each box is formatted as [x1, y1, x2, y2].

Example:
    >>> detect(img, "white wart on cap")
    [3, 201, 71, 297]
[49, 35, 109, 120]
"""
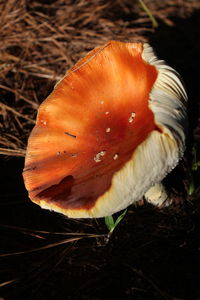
[23, 41, 187, 218]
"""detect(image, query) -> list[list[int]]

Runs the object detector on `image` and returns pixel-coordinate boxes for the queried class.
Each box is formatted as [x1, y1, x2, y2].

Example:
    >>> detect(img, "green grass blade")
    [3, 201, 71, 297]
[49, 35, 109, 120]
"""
[105, 215, 115, 232]
[105, 209, 127, 234]
[138, 0, 158, 28]
[188, 181, 195, 196]
[114, 209, 127, 229]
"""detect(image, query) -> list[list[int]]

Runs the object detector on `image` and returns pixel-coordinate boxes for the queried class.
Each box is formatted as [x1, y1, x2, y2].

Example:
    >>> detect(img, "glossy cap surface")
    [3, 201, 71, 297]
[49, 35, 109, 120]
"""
[23, 41, 187, 218]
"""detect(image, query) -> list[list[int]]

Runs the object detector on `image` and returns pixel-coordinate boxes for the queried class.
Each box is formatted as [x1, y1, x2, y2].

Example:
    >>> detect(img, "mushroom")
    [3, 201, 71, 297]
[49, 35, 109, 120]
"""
[23, 41, 187, 218]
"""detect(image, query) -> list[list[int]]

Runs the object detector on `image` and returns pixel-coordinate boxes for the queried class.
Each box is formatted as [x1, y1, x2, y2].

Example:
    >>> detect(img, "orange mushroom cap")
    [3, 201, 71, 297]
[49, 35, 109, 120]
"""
[23, 41, 187, 218]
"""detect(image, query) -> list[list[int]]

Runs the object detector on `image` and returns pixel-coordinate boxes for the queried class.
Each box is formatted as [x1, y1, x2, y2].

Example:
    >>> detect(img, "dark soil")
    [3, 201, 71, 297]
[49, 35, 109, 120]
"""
[0, 1, 200, 300]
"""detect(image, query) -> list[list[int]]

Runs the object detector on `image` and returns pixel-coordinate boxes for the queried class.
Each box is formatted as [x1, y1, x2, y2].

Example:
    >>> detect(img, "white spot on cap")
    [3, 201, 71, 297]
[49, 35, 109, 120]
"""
[41, 120, 47, 125]
[94, 151, 106, 163]
[100, 101, 104, 105]
[106, 128, 111, 133]
[105, 112, 110, 115]
[56, 151, 61, 155]
[129, 112, 136, 123]
[113, 154, 119, 160]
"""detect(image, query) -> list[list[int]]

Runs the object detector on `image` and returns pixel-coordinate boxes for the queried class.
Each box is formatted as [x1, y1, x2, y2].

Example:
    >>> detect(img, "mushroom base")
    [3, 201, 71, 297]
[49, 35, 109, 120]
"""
[144, 182, 169, 207]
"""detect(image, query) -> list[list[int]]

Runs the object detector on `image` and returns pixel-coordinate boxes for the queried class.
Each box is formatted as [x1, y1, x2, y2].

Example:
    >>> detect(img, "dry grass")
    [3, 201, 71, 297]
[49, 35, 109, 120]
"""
[1, 3, 200, 298]
[0, 0, 200, 155]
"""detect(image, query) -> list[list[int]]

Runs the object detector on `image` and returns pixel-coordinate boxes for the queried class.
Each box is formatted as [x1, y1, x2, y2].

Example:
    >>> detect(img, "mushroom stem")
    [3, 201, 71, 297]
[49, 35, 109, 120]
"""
[144, 183, 169, 207]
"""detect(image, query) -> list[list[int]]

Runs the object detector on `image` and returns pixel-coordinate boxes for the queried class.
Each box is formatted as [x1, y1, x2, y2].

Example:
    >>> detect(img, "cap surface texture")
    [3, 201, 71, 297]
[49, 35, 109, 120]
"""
[23, 41, 187, 218]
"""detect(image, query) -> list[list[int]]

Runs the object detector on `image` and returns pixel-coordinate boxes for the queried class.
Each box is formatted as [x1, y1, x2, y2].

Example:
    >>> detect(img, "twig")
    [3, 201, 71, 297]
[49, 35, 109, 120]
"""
[0, 147, 26, 157]
[0, 235, 102, 257]
[0, 84, 38, 109]
[0, 278, 18, 288]
[1, 224, 105, 237]
[12, 68, 62, 81]
[0, 102, 35, 123]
